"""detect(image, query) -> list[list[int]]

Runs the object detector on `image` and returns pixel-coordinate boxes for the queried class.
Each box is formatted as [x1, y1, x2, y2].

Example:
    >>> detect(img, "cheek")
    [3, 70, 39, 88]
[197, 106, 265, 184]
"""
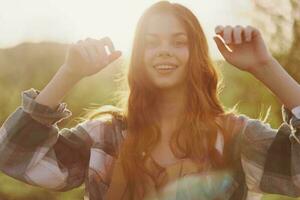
[178, 48, 190, 64]
[144, 49, 156, 67]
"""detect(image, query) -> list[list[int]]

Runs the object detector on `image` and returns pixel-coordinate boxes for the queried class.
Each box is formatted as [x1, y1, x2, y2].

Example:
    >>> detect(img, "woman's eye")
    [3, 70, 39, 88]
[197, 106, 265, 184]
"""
[145, 39, 158, 47]
[174, 40, 187, 47]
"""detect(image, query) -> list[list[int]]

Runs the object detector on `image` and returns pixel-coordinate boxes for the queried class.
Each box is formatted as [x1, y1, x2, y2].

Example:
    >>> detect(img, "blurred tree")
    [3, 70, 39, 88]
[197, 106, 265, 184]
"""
[253, 0, 300, 80]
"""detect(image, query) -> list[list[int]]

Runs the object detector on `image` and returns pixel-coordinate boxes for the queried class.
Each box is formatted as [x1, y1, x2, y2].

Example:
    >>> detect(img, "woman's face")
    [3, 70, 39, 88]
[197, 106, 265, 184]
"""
[143, 12, 190, 90]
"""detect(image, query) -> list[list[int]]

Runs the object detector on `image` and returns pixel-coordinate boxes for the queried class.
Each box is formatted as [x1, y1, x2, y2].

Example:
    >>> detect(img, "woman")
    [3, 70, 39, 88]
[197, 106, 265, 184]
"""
[1, 1, 300, 200]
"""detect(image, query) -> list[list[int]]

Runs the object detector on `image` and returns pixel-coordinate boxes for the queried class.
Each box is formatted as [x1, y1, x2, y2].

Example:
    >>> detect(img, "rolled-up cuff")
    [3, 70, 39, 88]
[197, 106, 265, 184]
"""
[21, 88, 72, 126]
[282, 105, 300, 127]
[281, 105, 300, 144]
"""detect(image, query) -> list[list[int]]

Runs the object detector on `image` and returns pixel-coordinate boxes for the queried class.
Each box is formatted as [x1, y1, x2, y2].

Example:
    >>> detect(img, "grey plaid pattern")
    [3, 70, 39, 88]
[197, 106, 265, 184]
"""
[0, 88, 300, 200]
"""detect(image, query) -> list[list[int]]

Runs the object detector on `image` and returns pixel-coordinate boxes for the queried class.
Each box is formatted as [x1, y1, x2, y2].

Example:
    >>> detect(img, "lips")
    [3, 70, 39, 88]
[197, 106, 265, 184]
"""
[153, 63, 178, 70]
[152, 63, 178, 75]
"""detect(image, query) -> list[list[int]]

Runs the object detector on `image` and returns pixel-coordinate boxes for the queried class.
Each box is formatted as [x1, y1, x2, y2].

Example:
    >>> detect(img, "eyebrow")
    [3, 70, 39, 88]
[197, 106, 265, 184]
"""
[145, 32, 187, 37]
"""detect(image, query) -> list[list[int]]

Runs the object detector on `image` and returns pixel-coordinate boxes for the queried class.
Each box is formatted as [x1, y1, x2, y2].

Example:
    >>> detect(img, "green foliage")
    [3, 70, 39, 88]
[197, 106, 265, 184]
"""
[0, 173, 84, 200]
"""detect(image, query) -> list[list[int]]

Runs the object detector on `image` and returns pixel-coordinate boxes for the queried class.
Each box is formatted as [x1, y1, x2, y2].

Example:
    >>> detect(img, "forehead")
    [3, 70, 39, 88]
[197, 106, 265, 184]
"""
[144, 12, 187, 36]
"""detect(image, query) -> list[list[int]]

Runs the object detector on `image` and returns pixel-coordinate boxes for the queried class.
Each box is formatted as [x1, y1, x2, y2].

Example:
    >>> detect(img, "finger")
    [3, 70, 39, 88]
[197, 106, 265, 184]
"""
[251, 27, 261, 40]
[99, 36, 116, 54]
[76, 40, 90, 62]
[107, 50, 122, 63]
[213, 35, 231, 57]
[223, 26, 233, 44]
[244, 26, 253, 42]
[233, 25, 243, 44]
[215, 25, 224, 36]
[94, 39, 108, 65]
[85, 38, 100, 64]
[99, 36, 122, 65]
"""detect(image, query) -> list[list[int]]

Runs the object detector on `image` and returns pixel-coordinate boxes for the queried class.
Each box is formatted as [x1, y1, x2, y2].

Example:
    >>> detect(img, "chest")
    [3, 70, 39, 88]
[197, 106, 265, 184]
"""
[150, 140, 183, 168]
[149, 126, 187, 168]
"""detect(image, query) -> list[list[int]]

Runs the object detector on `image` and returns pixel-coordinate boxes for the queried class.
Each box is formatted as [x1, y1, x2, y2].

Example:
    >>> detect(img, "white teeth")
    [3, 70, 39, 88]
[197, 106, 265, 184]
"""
[154, 65, 177, 70]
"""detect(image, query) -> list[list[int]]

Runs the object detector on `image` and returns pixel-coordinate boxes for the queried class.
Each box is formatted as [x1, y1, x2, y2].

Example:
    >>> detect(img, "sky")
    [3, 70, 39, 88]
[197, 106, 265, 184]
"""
[0, 0, 254, 59]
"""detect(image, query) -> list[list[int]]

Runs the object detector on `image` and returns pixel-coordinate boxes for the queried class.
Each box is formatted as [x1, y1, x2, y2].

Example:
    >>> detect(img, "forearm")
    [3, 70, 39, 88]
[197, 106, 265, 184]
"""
[251, 58, 300, 111]
[35, 65, 82, 110]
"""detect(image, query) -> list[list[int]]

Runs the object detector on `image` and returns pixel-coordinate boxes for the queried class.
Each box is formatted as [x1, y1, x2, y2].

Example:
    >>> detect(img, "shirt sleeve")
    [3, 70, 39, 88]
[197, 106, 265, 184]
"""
[238, 104, 300, 197]
[0, 88, 122, 192]
[291, 105, 300, 119]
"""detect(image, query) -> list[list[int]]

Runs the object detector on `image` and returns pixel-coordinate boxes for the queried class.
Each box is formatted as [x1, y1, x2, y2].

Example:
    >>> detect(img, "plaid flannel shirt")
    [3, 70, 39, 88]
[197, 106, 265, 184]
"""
[1, 88, 300, 200]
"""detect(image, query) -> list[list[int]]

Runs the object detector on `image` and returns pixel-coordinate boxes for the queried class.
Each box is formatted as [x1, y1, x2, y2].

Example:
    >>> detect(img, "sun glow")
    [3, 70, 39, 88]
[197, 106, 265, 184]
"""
[0, 0, 253, 59]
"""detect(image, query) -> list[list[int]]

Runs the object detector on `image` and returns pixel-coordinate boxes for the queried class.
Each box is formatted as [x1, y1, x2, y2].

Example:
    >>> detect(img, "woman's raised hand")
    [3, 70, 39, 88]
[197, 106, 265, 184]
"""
[213, 25, 273, 74]
[62, 37, 122, 79]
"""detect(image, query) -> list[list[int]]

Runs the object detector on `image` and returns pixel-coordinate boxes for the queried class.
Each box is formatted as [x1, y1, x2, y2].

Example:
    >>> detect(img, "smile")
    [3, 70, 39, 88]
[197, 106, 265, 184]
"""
[154, 64, 177, 70]
[153, 64, 178, 74]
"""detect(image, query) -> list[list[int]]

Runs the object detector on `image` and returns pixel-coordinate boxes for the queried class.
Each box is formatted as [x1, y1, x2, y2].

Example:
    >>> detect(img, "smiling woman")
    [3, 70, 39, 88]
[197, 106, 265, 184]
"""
[1, 1, 300, 200]
[143, 12, 189, 90]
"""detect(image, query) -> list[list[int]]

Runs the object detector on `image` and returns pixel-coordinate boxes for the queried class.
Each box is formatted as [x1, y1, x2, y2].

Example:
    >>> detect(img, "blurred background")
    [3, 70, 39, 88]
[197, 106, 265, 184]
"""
[0, 0, 299, 199]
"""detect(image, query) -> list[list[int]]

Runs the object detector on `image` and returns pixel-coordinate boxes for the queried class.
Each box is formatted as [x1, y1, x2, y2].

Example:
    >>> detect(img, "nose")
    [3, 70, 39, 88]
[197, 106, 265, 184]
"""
[156, 50, 172, 57]
[156, 42, 173, 57]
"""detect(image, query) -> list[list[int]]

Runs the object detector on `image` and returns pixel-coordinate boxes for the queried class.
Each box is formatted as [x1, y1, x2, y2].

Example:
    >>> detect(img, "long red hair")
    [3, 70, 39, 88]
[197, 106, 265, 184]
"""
[83, 1, 241, 198]
[117, 1, 241, 198]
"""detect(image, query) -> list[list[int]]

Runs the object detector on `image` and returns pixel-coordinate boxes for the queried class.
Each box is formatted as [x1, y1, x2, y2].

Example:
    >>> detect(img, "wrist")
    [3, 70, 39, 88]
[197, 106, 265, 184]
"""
[249, 57, 278, 78]
[59, 64, 84, 82]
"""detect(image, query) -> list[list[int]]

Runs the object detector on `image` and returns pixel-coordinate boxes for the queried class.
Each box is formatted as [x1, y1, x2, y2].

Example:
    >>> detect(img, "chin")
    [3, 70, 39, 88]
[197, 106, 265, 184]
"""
[152, 81, 181, 90]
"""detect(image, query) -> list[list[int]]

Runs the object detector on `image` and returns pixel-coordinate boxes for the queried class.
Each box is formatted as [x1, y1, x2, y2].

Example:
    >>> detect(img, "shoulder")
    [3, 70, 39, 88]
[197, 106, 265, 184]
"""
[239, 114, 277, 143]
[218, 113, 277, 146]
[216, 113, 249, 138]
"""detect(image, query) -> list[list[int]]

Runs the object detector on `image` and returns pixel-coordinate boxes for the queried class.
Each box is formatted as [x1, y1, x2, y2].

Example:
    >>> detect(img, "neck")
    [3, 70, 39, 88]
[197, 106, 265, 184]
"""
[156, 85, 186, 128]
